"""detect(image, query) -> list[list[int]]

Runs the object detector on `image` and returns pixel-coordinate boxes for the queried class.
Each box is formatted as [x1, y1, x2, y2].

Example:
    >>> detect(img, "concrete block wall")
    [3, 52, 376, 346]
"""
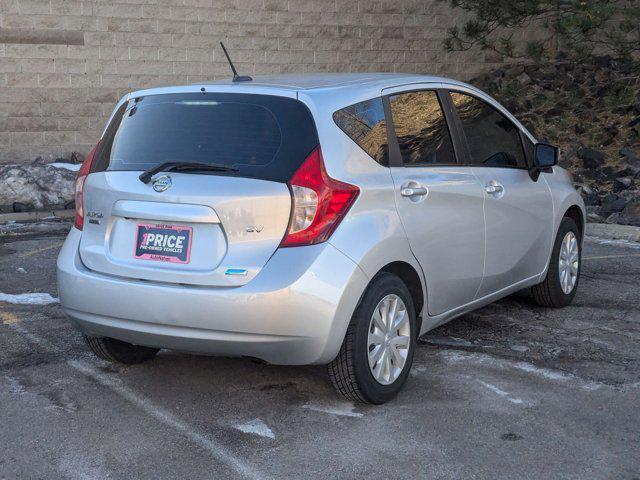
[0, 0, 505, 163]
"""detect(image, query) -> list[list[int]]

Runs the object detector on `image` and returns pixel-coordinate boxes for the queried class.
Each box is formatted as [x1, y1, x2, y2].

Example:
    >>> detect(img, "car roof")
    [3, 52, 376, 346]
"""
[128, 72, 472, 100]
[204, 73, 449, 90]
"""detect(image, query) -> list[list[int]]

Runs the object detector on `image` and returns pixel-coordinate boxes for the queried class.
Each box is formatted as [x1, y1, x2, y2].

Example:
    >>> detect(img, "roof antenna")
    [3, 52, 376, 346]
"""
[220, 41, 252, 82]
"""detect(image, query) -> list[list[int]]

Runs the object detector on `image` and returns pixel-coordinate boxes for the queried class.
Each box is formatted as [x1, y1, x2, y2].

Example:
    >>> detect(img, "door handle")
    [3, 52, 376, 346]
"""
[485, 182, 504, 195]
[401, 186, 428, 197]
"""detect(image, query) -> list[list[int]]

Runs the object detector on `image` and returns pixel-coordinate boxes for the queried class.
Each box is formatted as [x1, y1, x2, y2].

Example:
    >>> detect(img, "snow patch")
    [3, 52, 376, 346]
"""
[512, 361, 573, 382]
[410, 365, 428, 377]
[302, 400, 363, 418]
[4, 375, 27, 396]
[234, 419, 275, 439]
[586, 236, 640, 249]
[0, 164, 75, 210]
[421, 335, 473, 347]
[440, 350, 602, 391]
[48, 162, 81, 172]
[0, 292, 59, 305]
[477, 380, 524, 404]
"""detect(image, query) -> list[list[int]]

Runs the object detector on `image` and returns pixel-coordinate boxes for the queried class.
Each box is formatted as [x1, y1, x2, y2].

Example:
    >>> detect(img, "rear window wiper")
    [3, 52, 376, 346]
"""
[139, 161, 239, 184]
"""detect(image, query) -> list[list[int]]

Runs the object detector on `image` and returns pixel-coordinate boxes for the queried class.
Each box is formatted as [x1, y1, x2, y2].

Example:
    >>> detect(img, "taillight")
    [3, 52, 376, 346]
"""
[74, 143, 99, 230]
[281, 147, 359, 247]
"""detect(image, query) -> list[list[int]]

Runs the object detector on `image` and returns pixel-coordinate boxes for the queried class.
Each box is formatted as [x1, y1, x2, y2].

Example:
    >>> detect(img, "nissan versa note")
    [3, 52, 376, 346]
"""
[57, 73, 585, 404]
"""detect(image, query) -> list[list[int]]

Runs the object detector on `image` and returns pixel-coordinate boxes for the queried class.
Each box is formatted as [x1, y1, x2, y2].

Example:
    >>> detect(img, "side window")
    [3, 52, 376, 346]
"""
[333, 98, 388, 165]
[388, 90, 456, 166]
[450, 92, 526, 168]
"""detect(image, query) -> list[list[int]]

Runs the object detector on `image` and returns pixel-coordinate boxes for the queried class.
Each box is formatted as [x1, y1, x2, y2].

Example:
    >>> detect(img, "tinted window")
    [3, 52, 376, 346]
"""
[450, 92, 526, 168]
[333, 98, 388, 165]
[92, 93, 318, 183]
[388, 90, 456, 166]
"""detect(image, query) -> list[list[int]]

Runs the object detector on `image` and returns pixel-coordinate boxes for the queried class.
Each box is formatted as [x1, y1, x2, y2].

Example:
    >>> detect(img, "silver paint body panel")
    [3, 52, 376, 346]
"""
[57, 73, 585, 365]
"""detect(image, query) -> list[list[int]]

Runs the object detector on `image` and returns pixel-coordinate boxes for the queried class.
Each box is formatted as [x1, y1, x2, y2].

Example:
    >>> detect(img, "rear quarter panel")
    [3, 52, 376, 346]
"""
[298, 90, 426, 314]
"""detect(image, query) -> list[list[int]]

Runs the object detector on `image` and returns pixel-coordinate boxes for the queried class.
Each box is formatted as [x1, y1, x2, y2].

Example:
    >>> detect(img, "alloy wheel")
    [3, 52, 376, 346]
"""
[558, 231, 579, 294]
[367, 294, 411, 385]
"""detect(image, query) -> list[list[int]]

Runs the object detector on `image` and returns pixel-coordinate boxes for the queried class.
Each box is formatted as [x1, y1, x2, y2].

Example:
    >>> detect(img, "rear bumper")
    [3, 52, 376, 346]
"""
[57, 228, 369, 365]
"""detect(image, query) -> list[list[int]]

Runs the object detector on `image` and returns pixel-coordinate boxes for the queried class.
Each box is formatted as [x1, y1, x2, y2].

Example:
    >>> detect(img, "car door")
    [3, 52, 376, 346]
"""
[446, 89, 554, 297]
[385, 87, 486, 316]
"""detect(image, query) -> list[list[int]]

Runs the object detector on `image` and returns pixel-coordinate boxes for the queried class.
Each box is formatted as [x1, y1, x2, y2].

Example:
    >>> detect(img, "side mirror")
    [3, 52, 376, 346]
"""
[529, 143, 558, 180]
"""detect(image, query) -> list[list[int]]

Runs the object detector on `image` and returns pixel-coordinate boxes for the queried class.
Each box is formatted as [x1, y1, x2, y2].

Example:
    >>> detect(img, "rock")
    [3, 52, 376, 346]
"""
[620, 146, 637, 159]
[577, 147, 606, 169]
[545, 107, 562, 117]
[582, 192, 600, 206]
[595, 55, 612, 69]
[577, 184, 593, 195]
[12, 202, 34, 212]
[586, 210, 604, 223]
[516, 72, 531, 85]
[614, 177, 633, 192]
[613, 105, 634, 115]
[617, 167, 636, 177]
[618, 198, 640, 226]
[597, 195, 628, 217]
[606, 212, 622, 223]
[600, 165, 615, 177]
[0, 164, 76, 212]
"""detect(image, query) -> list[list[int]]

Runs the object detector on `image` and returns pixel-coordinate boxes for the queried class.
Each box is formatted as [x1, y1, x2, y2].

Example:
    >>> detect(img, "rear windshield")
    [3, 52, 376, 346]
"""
[92, 92, 318, 183]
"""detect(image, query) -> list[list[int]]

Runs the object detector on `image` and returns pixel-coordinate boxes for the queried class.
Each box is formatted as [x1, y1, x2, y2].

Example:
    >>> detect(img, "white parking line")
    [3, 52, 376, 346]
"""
[477, 380, 524, 405]
[301, 400, 363, 418]
[6, 322, 265, 480]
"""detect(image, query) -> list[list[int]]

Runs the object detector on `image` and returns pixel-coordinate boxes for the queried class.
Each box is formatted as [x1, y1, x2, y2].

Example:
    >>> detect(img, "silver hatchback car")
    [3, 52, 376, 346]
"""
[57, 73, 585, 404]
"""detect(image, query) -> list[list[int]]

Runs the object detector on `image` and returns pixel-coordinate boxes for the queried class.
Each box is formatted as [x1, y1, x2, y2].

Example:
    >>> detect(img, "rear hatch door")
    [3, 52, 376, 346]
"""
[78, 91, 318, 287]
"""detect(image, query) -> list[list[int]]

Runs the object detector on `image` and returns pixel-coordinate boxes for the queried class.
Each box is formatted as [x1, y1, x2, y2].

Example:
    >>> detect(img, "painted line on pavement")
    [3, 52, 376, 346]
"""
[17, 242, 65, 259]
[583, 254, 640, 261]
[6, 322, 265, 480]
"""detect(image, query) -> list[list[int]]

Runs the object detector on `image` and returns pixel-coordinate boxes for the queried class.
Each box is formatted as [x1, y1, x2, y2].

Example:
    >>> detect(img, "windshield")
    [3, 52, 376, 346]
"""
[92, 92, 319, 183]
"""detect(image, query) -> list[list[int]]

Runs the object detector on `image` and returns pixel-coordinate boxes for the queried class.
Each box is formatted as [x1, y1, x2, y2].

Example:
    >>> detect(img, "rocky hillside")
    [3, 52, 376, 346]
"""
[471, 56, 640, 226]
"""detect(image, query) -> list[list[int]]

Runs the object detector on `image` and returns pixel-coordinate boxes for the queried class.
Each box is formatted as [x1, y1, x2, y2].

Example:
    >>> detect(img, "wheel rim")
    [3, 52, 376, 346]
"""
[367, 294, 411, 385]
[558, 231, 579, 294]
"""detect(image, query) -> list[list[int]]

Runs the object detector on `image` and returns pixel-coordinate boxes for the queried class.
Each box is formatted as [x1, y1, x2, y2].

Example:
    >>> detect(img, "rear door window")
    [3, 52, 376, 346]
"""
[92, 93, 318, 183]
[388, 90, 456, 166]
[450, 92, 526, 168]
[333, 98, 389, 166]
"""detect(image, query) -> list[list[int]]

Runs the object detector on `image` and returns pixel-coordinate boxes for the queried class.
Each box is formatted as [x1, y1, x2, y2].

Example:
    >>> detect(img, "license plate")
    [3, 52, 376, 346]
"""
[134, 223, 192, 264]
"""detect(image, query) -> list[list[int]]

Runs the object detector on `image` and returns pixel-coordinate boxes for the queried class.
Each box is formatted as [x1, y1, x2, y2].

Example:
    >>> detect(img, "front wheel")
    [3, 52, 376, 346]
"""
[532, 217, 581, 307]
[328, 273, 417, 404]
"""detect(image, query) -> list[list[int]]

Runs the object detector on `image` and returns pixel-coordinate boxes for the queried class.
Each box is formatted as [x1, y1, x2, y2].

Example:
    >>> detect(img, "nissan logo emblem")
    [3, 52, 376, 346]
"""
[152, 175, 172, 192]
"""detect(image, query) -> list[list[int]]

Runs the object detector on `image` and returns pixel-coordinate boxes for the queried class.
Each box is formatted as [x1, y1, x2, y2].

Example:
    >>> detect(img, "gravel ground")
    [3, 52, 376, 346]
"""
[1, 222, 639, 480]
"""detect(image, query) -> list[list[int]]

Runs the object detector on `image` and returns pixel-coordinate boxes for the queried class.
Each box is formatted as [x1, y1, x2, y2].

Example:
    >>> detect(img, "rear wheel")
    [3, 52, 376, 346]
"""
[328, 273, 417, 404]
[84, 335, 159, 365]
[532, 217, 581, 307]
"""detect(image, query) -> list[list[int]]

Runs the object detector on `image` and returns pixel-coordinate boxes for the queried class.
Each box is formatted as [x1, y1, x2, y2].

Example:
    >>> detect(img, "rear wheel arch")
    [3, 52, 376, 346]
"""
[377, 261, 425, 331]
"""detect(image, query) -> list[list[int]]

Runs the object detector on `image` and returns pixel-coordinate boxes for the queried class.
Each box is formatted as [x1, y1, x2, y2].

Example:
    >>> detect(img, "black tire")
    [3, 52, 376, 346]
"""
[328, 272, 417, 404]
[532, 217, 581, 308]
[84, 335, 159, 365]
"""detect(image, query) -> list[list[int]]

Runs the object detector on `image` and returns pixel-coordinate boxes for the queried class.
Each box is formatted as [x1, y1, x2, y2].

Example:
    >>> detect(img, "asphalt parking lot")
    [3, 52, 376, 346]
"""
[1, 221, 639, 480]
